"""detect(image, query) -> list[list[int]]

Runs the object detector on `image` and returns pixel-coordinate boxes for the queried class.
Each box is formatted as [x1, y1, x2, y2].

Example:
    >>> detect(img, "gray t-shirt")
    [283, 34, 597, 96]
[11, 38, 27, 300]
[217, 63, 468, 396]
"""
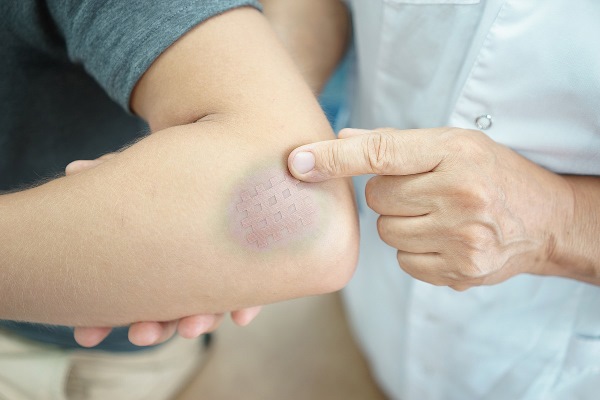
[0, 0, 260, 351]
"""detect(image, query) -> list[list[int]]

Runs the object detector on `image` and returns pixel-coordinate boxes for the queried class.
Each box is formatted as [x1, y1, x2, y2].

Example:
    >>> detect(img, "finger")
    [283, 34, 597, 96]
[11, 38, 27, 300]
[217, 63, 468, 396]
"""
[73, 327, 113, 348]
[288, 128, 446, 182]
[366, 174, 438, 216]
[205, 314, 225, 333]
[65, 153, 117, 176]
[177, 315, 217, 339]
[231, 306, 262, 326]
[378, 215, 440, 254]
[396, 250, 451, 286]
[128, 321, 178, 346]
[337, 128, 371, 139]
[396, 251, 482, 288]
[339, 128, 400, 139]
[289, 129, 443, 181]
[152, 321, 179, 344]
[128, 322, 163, 346]
[65, 159, 104, 176]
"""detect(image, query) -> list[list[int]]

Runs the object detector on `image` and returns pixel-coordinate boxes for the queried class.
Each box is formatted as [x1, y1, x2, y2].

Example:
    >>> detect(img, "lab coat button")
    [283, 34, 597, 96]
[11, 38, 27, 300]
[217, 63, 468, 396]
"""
[475, 114, 493, 130]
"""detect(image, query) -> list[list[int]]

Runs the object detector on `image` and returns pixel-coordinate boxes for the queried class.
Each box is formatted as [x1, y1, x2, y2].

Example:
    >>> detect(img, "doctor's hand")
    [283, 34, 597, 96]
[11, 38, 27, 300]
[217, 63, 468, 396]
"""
[289, 128, 574, 290]
[65, 154, 262, 347]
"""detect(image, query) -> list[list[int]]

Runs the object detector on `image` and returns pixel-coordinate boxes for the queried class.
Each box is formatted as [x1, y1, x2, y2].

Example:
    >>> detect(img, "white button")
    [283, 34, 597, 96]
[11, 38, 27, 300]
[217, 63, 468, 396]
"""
[475, 114, 493, 130]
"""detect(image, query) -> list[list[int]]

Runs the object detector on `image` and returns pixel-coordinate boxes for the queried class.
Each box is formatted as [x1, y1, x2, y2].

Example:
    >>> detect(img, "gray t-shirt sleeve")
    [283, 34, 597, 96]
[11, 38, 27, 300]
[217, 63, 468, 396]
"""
[46, 0, 262, 112]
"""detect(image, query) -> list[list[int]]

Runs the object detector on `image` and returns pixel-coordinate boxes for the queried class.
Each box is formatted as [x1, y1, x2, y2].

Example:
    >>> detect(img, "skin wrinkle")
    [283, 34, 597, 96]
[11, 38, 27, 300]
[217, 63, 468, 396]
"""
[231, 167, 318, 250]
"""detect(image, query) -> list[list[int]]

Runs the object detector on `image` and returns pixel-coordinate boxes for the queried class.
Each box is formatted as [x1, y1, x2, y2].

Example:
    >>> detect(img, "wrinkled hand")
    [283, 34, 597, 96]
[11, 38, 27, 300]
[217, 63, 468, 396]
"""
[288, 128, 572, 290]
[66, 154, 262, 347]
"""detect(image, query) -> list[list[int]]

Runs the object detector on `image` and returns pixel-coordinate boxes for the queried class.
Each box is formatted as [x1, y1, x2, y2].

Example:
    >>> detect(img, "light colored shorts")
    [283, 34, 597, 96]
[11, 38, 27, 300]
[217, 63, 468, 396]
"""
[0, 329, 209, 400]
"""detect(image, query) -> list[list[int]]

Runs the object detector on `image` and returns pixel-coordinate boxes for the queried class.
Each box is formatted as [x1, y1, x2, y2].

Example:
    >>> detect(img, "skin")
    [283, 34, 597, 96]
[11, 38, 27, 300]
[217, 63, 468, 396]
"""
[72, 0, 352, 347]
[67, 156, 261, 346]
[248, 0, 600, 290]
[0, 8, 358, 333]
[230, 167, 319, 250]
[289, 127, 600, 289]
[260, 0, 350, 93]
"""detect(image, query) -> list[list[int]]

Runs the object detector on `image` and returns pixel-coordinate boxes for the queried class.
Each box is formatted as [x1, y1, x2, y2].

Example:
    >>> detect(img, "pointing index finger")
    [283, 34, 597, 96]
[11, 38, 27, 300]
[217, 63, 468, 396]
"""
[288, 128, 445, 182]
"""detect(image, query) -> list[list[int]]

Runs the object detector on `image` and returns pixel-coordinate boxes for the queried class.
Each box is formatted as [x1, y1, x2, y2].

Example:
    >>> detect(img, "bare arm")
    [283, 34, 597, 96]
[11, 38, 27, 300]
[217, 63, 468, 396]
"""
[0, 8, 358, 327]
[260, 0, 350, 93]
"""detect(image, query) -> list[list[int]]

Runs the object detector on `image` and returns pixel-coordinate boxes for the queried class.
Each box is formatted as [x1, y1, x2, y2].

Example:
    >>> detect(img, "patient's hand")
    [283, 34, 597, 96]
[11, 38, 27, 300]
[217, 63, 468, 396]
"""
[74, 307, 262, 347]
[66, 155, 262, 347]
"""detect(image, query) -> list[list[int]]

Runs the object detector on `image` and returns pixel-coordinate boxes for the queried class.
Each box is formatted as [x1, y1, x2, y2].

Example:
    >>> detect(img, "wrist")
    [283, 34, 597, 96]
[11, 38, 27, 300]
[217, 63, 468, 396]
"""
[538, 175, 575, 272]
[542, 175, 600, 283]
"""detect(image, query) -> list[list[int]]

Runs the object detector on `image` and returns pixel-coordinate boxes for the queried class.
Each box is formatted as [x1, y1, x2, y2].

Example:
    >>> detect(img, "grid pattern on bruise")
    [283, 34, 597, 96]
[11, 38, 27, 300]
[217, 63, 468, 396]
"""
[236, 172, 316, 248]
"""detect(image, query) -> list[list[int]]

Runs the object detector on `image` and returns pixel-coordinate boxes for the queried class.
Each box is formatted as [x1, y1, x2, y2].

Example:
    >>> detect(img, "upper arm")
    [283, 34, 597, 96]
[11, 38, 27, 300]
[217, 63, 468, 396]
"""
[260, 0, 351, 93]
[45, 0, 262, 113]
[130, 7, 318, 130]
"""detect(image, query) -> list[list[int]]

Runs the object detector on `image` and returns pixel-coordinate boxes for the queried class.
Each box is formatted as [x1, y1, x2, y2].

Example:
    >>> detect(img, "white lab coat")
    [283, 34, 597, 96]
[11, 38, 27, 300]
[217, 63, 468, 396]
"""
[341, 1, 600, 399]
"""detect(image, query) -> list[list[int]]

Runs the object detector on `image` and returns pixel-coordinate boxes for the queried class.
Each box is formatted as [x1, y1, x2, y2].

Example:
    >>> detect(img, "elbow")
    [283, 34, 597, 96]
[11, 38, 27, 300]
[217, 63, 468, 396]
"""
[316, 238, 358, 294]
[317, 229, 360, 294]
[304, 179, 360, 295]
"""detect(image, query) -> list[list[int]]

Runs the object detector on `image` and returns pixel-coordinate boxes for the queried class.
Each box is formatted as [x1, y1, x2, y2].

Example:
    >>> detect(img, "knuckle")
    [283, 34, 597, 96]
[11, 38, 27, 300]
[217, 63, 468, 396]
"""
[455, 226, 487, 254]
[445, 129, 491, 163]
[456, 131, 490, 164]
[449, 283, 471, 292]
[453, 181, 494, 213]
[460, 253, 488, 279]
[448, 228, 494, 279]
[461, 263, 486, 280]
[465, 225, 492, 248]
[363, 132, 396, 175]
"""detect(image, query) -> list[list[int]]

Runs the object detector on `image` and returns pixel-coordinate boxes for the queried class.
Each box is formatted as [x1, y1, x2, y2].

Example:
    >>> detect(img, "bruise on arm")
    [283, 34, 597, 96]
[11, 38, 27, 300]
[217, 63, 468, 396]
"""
[229, 166, 321, 250]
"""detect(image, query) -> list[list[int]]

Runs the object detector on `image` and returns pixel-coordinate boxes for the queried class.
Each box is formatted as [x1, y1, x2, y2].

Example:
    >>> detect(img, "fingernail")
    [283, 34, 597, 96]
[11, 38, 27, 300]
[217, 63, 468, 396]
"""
[292, 152, 315, 174]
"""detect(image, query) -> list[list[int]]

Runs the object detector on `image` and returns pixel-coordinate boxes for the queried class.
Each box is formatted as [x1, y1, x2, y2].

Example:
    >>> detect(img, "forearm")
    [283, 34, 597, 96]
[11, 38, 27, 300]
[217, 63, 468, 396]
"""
[0, 121, 354, 326]
[547, 175, 600, 285]
[0, 8, 358, 326]
[260, 0, 350, 94]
